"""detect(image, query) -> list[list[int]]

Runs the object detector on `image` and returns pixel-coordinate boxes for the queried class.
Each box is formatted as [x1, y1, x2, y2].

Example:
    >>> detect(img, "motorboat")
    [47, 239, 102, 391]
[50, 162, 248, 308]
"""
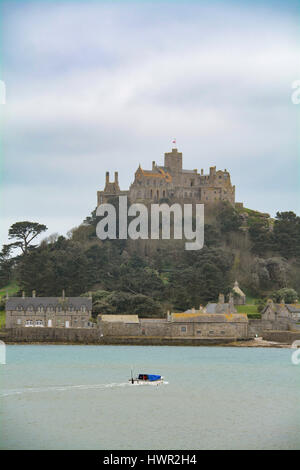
[129, 373, 164, 385]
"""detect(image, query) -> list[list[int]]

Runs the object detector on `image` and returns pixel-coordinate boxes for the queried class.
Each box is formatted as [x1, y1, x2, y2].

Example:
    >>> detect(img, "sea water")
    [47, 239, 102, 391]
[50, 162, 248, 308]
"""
[0, 345, 299, 450]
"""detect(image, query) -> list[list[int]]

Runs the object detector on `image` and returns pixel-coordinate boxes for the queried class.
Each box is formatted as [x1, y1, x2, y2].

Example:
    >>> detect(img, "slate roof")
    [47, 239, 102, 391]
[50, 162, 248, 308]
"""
[99, 315, 139, 323]
[170, 313, 247, 323]
[6, 297, 92, 311]
[205, 303, 236, 314]
[286, 304, 300, 314]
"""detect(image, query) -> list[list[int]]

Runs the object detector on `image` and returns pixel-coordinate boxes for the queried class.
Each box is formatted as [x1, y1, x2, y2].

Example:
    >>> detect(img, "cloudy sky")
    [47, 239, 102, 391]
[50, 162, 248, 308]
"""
[0, 0, 299, 245]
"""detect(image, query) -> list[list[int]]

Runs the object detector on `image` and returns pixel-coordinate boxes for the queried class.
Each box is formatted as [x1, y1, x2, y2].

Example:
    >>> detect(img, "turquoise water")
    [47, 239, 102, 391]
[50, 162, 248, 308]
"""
[0, 345, 299, 450]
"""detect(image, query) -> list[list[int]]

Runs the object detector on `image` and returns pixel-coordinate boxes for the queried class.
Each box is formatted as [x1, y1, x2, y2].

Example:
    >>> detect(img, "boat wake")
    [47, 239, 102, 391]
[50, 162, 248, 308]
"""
[0, 381, 168, 397]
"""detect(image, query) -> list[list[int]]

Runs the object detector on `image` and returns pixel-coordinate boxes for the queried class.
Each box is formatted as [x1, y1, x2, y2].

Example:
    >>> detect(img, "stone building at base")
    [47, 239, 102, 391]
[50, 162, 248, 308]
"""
[97, 310, 248, 340]
[5, 292, 92, 329]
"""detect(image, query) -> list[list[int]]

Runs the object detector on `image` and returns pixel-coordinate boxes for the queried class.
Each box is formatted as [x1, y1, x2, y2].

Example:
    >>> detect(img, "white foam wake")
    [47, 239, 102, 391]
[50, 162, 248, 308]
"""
[0, 381, 168, 397]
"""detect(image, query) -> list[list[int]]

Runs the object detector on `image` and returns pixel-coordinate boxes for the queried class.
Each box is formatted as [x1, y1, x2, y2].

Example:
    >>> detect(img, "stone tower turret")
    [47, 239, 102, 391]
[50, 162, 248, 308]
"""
[164, 148, 182, 173]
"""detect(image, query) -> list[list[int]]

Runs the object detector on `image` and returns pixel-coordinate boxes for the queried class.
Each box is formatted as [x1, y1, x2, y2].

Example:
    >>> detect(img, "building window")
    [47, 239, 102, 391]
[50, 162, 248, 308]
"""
[36, 320, 43, 326]
[197, 330, 201, 334]
[25, 320, 33, 326]
[209, 330, 214, 335]
[17, 319, 21, 325]
[221, 330, 225, 334]
[38, 306, 43, 312]
[17, 305, 23, 311]
[81, 305, 86, 312]
[181, 326, 187, 332]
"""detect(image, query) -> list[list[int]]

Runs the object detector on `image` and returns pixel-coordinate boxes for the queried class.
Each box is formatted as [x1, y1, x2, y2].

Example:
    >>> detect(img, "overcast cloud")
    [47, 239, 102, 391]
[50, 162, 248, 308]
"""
[0, 0, 300, 245]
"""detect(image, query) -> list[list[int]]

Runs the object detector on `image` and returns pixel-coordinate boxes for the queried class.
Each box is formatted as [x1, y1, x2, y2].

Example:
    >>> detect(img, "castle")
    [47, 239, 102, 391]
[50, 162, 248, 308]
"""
[97, 147, 236, 206]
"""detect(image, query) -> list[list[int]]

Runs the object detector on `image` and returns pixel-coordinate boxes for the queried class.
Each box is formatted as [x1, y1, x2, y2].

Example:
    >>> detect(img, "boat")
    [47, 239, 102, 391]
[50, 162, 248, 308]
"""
[129, 371, 164, 385]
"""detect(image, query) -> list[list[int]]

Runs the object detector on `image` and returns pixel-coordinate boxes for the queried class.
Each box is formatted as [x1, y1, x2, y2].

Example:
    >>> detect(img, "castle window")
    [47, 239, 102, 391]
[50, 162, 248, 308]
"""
[197, 330, 201, 335]
[150, 189, 153, 198]
[221, 330, 225, 334]
[36, 320, 43, 326]
[163, 190, 166, 197]
[25, 320, 33, 326]
[38, 306, 43, 313]
[181, 326, 187, 332]
[209, 330, 214, 335]
[17, 305, 23, 311]
[157, 190, 159, 198]
[17, 319, 21, 325]
[81, 305, 86, 312]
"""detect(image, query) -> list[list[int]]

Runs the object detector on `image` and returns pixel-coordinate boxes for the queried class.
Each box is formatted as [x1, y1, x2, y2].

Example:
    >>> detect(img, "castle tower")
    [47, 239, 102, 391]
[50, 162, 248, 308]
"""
[164, 148, 182, 173]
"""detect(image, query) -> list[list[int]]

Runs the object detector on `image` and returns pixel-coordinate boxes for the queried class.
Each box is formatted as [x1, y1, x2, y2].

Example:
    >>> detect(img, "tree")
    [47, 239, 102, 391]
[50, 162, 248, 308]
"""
[271, 288, 299, 304]
[273, 212, 300, 259]
[0, 244, 15, 287]
[216, 202, 242, 234]
[8, 221, 47, 254]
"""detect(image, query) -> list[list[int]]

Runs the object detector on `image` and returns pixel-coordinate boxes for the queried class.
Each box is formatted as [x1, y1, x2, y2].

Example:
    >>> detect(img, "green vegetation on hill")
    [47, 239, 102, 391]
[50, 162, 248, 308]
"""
[0, 282, 19, 299]
[0, 202, 299, 316]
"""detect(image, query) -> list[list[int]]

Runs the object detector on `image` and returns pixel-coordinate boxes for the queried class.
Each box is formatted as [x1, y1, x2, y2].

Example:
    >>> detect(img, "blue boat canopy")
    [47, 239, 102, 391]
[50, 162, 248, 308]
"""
[138, 374, 161, 381]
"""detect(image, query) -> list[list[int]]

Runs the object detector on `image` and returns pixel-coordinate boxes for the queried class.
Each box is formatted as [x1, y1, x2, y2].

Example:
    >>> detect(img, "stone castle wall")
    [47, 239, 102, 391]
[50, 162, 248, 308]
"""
[98, 148, 236, 206]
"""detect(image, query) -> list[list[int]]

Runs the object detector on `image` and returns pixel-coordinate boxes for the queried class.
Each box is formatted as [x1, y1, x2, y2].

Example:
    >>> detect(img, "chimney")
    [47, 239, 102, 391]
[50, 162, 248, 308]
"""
[228, 292, 234, 311]
[62, 289, 65, 299]
[22, 291, 25, 298]
[32, 290, 36, 298]
[152, 161, 156, 170]
[201, 169, 204, 175]
[218, 293, 224, 304]
[114, 171, 118, 184]
[88, 291, 92, 300]
[105, 171, 109, 184]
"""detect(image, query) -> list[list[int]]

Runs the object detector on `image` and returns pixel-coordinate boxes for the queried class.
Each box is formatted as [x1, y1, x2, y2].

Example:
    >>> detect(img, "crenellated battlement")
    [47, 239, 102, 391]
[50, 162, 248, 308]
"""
[98, 147, 237, 206]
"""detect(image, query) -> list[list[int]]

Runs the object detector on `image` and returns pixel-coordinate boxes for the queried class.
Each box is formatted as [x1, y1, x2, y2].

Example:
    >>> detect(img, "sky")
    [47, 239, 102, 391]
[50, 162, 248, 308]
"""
[0, 0, 300, 246]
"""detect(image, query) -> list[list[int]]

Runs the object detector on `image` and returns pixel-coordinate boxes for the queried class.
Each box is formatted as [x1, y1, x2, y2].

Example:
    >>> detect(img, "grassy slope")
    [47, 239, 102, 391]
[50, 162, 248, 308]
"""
[0, 282, 19, 328]
[236, 304, 261, 319]
[0, 281, 19, 298]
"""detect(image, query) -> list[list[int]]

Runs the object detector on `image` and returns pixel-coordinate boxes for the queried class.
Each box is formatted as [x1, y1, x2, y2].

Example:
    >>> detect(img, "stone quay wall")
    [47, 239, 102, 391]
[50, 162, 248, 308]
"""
[262, 330, 300, 344]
